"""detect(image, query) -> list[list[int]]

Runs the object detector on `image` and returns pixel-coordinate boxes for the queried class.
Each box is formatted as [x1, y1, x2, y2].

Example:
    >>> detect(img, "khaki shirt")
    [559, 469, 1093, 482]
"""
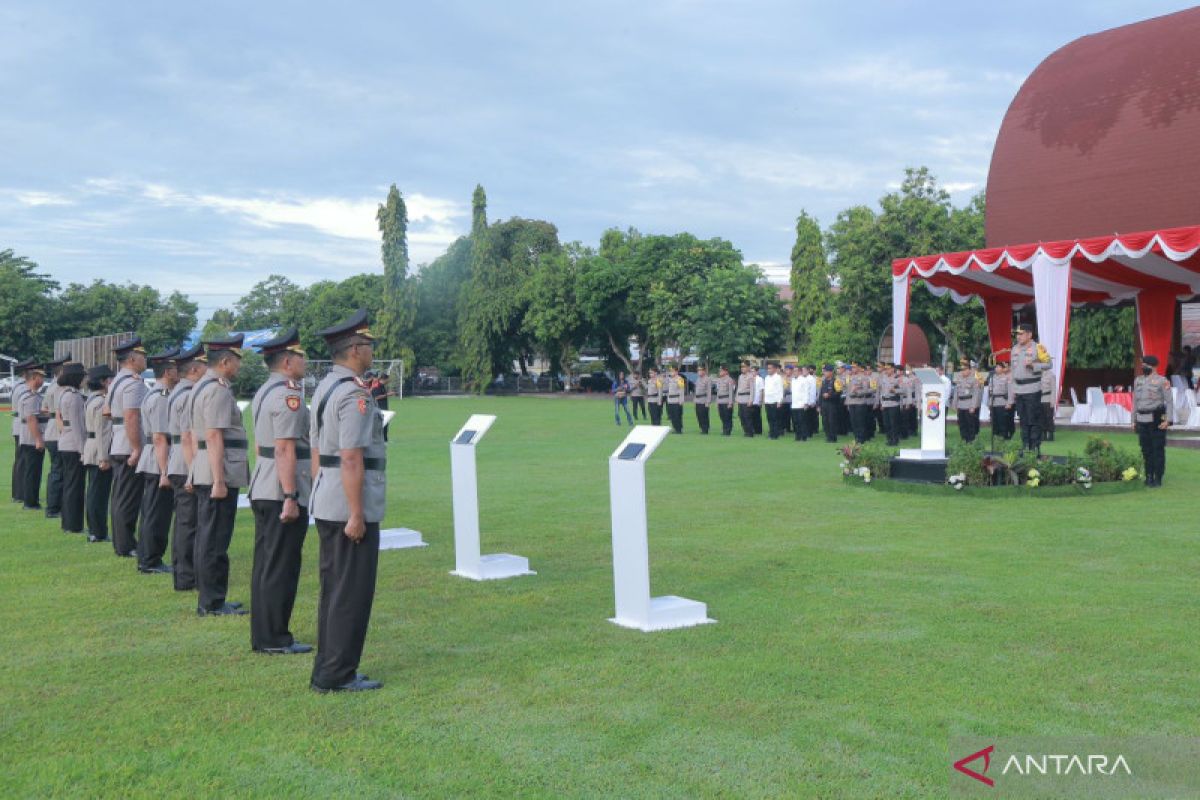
[879, 375, 902, 408]
[248, 373, 312, 504]
[628, 376, 644, 398]
[666, 375, 686, 404]
[189, 370, 250, 488]
[82, 393, 111, 466]
[693, 375, 712, 405]
[136, 388, 171, 476]
[715, 375, 735, 406]
[166, 379, 194, 477]
[952, 372, 982, 411]
[646, 377, 663, 403]
[1010, 341, 1050, 395]
[988, 374, 1015, 407]
[1133, 373, 1174, 424]
[845, 373, 872, 405]
[735, 373, 754, 405]
[107, 368, 147, 458]
[10, 382, 28, 438]
[309, 365, 386, 523]
[44, 381, 61, 443]
[18, 389, 45, 446]
[57, 387, 86, 453]
[1040, 368, 1054, 403]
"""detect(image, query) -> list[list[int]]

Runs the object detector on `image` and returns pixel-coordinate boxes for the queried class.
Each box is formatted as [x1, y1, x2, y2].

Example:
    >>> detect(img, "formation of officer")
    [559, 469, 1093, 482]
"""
[1010, 322, 1051, 453]
[952, 358, 984, 443]
[1132, 354, 1173, 487]
[986, 361, 1015, 441]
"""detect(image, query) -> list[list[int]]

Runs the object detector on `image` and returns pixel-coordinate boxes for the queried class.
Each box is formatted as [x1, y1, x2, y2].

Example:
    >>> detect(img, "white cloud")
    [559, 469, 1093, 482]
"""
[5, 189, 74, 207]
[806, 56, 960, 96]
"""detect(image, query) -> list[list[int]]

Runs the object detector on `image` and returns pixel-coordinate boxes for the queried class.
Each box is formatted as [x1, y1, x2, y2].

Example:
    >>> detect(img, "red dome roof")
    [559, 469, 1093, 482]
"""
[985, 7, 1200, 248]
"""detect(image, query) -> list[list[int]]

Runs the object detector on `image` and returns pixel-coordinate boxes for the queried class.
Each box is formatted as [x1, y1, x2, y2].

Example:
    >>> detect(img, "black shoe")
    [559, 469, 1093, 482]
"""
[139, 564, 173, 574]
[310, 676, 382, 694]
[256, 642, 314, 655]
[22, 504, 42, 511]
[116, 551, 136, 558]
[227, 601, 244, 609]
[87, 534, 109, 544]
[45, 511, 61, 519]
[197, 603, 247, 616]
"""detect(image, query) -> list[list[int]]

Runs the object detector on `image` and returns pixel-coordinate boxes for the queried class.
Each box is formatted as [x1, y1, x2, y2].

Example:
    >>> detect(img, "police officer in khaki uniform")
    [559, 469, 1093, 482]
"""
[736, 362, 755, 437]
[628, 374, 645, 420]
[693, 366, 712, 434]
[10, 359, 31, 504]
[18, 361, 48, 510]
[1010, 322, 1051, 452]
[135, 348, 179, 574]
[107, 337, 149, 558]
[987, 362, 1015, 441]
[845, 363, 873, 444]
[714, 365, 735, 436]
[878, 364, 902, 446]
[308, 310, 385, 693]
[191, 334, 250, 616]
[42, 355, 70, 519]
[819, 365, 841, 443]
[665, 364, 685, 434]
[953, 359, 983, 443]
[1133, 355, 1173, 487]
[248, 328, 313, 656]
[82, 365, 115, 542]
[168, 344, 207, 591]
[56, 363, 87, 534]
[646, 369, 664, 426]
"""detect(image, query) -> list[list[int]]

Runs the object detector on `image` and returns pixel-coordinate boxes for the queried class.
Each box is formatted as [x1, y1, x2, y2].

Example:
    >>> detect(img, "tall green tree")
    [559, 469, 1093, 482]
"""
[300, 274, 387, 358]
[57, 280, 197, 351]
[523, 244, 587, 378]
[232, 275, 305, 329]
[458, 185, 495, 390]
[684, 264, 786, 367]
[375, 184, 417, 362]
[788, 211, 830, 351]
[576, 228, 648, 374]
[0, 250, 59, 359]
[410, 236, 471, 373]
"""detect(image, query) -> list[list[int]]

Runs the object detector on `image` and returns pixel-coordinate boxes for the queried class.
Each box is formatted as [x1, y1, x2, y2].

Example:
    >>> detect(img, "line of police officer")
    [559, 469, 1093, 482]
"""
[8, 309, 388, 693]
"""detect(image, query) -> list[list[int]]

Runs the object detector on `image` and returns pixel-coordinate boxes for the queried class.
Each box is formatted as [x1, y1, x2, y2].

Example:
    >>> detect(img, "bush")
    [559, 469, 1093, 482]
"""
[839, 441, 897, 480]
[947, 440, 987, 486]
[1084, 435, 1141, 482]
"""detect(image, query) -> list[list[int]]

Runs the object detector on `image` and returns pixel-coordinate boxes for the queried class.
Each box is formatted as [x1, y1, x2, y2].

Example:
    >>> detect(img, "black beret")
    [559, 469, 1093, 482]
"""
[87, 364, 116, 381]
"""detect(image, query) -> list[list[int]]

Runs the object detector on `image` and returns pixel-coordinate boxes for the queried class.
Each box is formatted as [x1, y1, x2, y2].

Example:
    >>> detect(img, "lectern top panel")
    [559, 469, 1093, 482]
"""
[913, 367, 941, 385]
[452, 414, 497, 445]
[609, 424, 671, 462]
[617, 443, 645, 460]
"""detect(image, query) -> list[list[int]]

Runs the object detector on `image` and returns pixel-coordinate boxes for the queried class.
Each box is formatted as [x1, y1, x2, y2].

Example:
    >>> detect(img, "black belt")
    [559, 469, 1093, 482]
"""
[258, 445, 312, 459]
[112, 420, 123, 426]
[318, 454, 386, 471]
[171, 434, 181, 443]
[1015, 377, 1040, 385]
[883, 395, 900, 401]
[144, 436, 153, 445]
[197, 438, 248, 450]
[87, 432, 96, 439]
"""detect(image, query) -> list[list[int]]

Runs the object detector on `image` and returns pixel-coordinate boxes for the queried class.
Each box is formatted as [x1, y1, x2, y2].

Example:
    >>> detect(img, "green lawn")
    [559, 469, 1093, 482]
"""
[1, 397, 1196, 799]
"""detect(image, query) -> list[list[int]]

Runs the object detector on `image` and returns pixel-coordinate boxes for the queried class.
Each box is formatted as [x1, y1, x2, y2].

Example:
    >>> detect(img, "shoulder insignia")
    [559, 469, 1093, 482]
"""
[286, 379, 300, 390]
[354, 376, 367, 388]
[357, 396, 368, 415]
[217, 377, 229, 387]
[1036, 343, 1050, 363]
[286, 395, 301, 411]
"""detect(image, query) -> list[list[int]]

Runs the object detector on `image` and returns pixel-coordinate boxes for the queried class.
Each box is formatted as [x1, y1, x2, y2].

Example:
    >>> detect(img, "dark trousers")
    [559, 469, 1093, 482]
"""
[792, 407, 809, 440]
[195, 485, 239, 611]
[908, 406, 918, 437]
[848, 404, 869, 443]
[1041, 402, 1056, 440]
[717, 404, 733, 435]
[376, 398, 389, 442]
[614, 397, 632, 424]
[59, 450, 85, 532]
[648, 401, 663, 426]
[631, 396, 646, 419]
[109, 455, 142, 556]
[45, 440, 63, 514]
[85, 464, 112, 538]
[311, 519, 379, 689]
[957, 409, 979, 443]
[251, 499, 308, 650]
[1137, 422, 1167, 482]
[10, 435, 22, 502]
[170, 475, 198, 590]
[1015, 393, 1042, 451]
[752, 404, 763, 434]
[820, 401, 839, 442]
[694, 403, 710, 434]
[765, 403, 782, 439]
[20, 444, 44, 508]
[137, 474, 174, 569]
[738, 404, 755, 437]
[666, 402, 683, 433]
[782, 404, 792, 432]
[883, 406, 900, 446]
[808, 407, 820, 437]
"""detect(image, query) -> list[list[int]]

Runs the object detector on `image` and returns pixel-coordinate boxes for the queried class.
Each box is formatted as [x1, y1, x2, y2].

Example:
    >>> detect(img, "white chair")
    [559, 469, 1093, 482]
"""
[1086, 387, 1108, 425]
[1106, 403, 1131, 424]
[1182, 390, 1200, 428]
[1069, 387, 1090, 424]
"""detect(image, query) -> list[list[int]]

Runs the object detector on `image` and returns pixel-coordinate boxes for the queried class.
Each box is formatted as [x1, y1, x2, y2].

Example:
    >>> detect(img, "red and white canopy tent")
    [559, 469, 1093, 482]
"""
[891, 225, 1200, 404]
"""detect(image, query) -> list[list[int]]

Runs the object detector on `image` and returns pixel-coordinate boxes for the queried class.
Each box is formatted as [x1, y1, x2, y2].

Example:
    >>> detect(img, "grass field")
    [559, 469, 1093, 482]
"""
[1, 397, 1197, 798]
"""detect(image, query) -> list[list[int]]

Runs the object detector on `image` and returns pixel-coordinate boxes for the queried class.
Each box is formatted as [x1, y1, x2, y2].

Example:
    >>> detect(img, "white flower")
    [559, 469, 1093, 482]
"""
[954, 482, 964, 490]
[1028, 478, 1040, 488]
[840, 461, 849, 469]
[864, 476, 872, 483]
[1027, 468, 1040, 479]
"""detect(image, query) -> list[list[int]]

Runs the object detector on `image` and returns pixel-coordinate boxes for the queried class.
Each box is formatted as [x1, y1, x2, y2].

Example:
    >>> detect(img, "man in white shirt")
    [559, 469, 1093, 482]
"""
[791, 366, 815, 441]
[752, 368, 765, 435]
[763, 361, 784, 440]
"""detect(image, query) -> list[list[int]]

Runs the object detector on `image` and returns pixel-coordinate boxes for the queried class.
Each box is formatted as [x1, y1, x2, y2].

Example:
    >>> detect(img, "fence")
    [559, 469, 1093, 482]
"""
[303, 359, 403, 398]
[54, 333, 135, 370]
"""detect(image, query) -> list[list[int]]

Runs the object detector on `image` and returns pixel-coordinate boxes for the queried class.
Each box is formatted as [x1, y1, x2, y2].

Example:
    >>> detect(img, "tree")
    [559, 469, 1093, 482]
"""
[458, 185, 496, 390]
[56, 280, 198, 352]
[410, 237, 471, 373]
[232, 275, 305, 329]
[375, 185, 417, 362]
[140, 291, 199, 351]
[788, 211, 830, 351]
[300, 274, 387, 358]
[576, 228, 647, 374]
[1067, 306, 1136, 368]
[684, 264, 787, 367]
[523, 245, 587, 379]
[0, 250, 59, 359]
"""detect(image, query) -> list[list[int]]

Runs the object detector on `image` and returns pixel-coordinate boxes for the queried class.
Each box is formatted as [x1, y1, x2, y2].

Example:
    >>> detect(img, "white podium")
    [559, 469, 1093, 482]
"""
[899, 367, 946, 460]
[608, 426, 714, 632]
[449, 415, 533, 581]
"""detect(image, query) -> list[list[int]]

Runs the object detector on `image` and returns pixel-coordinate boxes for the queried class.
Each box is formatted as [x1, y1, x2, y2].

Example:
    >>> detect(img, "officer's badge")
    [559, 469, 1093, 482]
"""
[357, 396, 367, 415]
[286, 395, 301, 411]
[925, 391, 941, 420]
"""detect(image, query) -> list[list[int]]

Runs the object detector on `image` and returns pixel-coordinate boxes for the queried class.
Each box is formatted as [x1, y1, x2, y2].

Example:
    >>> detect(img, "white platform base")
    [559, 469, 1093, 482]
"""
[609, 595, 716, 632]
[379, 528, 427, 550]
[237, 495, 251, 509]
[452, 552, 535, 581]
[898, 449, 946, 461]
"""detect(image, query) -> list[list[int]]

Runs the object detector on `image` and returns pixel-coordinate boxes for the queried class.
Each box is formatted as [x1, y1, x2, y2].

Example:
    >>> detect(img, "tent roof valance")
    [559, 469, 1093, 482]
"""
[892, 225, 1200, 307]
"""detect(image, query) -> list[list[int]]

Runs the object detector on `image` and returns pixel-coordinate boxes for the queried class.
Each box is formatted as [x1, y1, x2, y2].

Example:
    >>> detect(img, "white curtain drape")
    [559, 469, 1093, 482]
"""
[1031, 253, 1072, 406]
[892, 274, 910, 364]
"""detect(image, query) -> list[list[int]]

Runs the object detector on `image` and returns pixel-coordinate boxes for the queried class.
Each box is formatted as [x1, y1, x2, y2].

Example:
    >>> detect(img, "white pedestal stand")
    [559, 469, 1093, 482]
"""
[608, 425, 714, 632]
[899, 367, 948, 460]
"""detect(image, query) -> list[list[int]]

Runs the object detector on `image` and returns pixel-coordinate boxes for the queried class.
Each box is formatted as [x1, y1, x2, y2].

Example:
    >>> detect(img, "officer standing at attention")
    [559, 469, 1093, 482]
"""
[107, 337, 149, 558]
[781, 365, 794, 434]
[987, 361, 1015, 441]
[42, 355, 70, 519]
[167, 344, 206, 592]
[692, 366, 712, 434]
[18, 361, 48, 510]
[10, 359, 32, 505]
[646, 368, 664, 426]
[665, 364, 685, 434]
[752, 365, 765, 435]
[1010, 322, 1051, 453]
[308, 309, 386, 693]
[953, 358, 983, 443]
[55, 362, 88, 534]
[845, 363, 872, 444]
[714, 365, 735, 435]
[82, 365, 115, 544]
[879, 364, 902, 446]
[819, 365, 841, 443]
[736, 362, 755, 437]
[1132, 355, 1173, 487]
[191, 334, 249, 616]
[247, 328, 313, 656]
[628, 373, 645, 420]
[135, 348, 180, 575]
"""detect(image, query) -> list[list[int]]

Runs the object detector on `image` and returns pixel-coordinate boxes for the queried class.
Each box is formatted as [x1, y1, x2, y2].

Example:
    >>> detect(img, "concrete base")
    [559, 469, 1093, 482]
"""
[609, 595, 716, 632]
[898, 448, 946, 460]
[379, 527, 427, 550]
[889, 456, 948, 484]
[451, 552, 535, 581]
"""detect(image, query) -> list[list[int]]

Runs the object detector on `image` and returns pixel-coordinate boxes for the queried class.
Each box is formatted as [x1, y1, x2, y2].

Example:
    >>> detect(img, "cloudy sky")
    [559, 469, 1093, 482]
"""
[0, 1, 1188, 320]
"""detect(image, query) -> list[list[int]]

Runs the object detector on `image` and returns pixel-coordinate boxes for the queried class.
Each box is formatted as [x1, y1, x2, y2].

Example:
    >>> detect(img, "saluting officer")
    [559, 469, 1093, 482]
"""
[17, 361, 48, 510]
[55, 363, 88, 534]
[135, 348, 180, 575]
[42, 355, 70, 519]
[247, 327, 313, 656]
[953, 358, 983, 443]
[308, 309, 386, 693]
[107, 337, 149, 558]
[736, 362, 755, 437]
[1010, 322, 1051, 452]
[10, 359, 32, 505]
[168, 344, 207, 592]
[693, 366, 713, 434]
[1133, 355, 1173, 487]
[714, 365, 735, 436]
[191, 334, 249, 616]
[646, 369, 664, 426]
[82, 365, 115, 543]
[665, 364, 685, 434]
